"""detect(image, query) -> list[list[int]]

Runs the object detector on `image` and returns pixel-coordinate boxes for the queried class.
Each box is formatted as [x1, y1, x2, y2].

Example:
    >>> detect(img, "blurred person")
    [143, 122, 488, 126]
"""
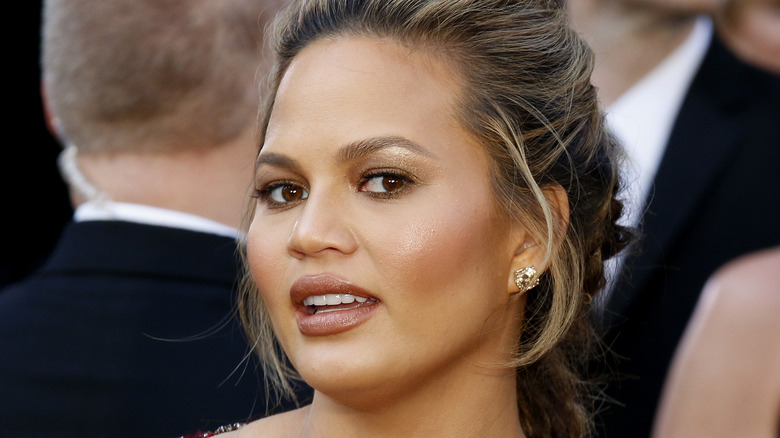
[0, 1, 311, 437]
[652, 246, 780, 438]
[715, 0, 780, 74]
[567, 0, 780, 436]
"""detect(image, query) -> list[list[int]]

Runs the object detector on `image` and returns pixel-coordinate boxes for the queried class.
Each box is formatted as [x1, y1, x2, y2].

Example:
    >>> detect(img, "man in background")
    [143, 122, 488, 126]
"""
[0, 1, 311, 437]
[716, 0, 780, 74]
[567, 0, 780, 436]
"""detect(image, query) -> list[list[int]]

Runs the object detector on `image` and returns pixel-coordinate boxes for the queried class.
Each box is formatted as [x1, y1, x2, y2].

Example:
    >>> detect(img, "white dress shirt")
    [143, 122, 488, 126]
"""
[600, 15, 713, 301]
[74, 201, 241, 239]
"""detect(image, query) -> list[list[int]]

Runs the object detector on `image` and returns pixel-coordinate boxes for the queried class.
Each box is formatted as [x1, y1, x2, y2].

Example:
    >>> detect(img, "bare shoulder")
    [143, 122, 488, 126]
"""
[652, 247, 780, 437]
[702, 246, 780, 318]
[711, 246, 780, 285]
[690, 246, 780, 354]
[220, 407, 308, 438]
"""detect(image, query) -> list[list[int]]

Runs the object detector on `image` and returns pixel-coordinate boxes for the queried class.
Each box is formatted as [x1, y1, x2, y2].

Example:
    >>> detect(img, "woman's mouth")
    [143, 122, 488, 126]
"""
[291, 274, 380, 336]
[303, 293, 376, 314]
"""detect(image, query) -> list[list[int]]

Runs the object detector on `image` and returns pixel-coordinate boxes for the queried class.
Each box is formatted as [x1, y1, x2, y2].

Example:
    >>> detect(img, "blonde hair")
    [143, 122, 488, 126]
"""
[42, 0, 286, 153]
[239, 1, 632, 436]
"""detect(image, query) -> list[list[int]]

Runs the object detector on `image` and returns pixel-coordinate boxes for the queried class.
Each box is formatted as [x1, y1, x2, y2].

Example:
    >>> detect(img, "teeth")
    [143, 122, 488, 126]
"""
[303, 294, 369, 307]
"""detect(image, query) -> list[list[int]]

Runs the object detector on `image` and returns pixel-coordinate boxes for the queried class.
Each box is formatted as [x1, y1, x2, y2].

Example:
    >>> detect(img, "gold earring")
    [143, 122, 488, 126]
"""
[514, 266, 540, 293]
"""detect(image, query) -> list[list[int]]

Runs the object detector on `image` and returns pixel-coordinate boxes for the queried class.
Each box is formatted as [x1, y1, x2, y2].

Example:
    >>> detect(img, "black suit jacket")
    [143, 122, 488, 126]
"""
[0, 221, 311, 438]
[596, 36, 780, 437]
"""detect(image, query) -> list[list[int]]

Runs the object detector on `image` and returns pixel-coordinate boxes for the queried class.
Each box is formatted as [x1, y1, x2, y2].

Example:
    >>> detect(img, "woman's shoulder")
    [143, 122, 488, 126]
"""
[180, 422, 245, 438]
[192, 407, 308, 438]
[702, 246, 780, 319]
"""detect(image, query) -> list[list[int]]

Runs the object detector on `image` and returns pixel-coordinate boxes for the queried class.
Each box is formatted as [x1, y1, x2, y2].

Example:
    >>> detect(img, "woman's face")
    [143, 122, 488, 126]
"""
[247, 36, 528, 405]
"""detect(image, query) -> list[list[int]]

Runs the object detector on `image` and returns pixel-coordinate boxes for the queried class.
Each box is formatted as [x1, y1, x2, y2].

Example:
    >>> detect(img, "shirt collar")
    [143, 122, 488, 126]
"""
[606, 14, 713, 227]
[73, 201, 241, 239]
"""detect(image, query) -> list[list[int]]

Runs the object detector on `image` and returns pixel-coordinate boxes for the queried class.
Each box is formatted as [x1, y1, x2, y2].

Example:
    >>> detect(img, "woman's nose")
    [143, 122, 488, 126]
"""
[287, 189, 358, 259]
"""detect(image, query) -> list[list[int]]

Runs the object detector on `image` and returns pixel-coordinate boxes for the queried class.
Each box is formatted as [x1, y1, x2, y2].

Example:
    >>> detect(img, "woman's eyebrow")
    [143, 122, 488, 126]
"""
[256, 135, 435, 170]
[255, 152, 302, 172]
[337, 136, 436, 162]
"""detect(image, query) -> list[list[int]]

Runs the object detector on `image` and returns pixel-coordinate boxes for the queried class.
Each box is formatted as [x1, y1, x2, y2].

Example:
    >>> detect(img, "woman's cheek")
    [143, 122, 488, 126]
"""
[370, 208, 487, 296]
[246, 220, 289, 305]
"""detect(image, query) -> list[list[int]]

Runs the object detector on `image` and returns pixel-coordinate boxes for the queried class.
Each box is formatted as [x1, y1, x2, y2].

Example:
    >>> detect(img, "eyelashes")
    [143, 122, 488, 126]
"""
[254, 169, 414, 209]
[358, 170, 413, 196]
[254, 181, 309, 207]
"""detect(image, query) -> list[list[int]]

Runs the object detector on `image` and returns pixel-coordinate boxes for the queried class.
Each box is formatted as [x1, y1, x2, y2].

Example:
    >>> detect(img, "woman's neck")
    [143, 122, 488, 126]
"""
[248, 363, 525, 438]
[306, 382, 522, 437]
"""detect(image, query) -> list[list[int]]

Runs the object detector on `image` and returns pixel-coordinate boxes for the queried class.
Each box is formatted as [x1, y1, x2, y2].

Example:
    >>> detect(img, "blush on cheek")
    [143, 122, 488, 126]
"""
[375, 206, 503, 299]
[246, 224, 288, 303]
[245, 228, 265, 283]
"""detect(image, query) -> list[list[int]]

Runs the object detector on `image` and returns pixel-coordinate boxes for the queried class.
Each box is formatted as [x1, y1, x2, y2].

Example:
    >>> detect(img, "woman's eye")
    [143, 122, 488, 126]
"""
[360, 174, 408, 194]
[257, 183, 309, 206]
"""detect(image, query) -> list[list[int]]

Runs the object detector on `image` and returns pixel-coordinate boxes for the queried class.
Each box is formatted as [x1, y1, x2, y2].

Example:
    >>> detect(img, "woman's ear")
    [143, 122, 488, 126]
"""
[505, 184, 569, 296]
[505, 230, 545, 297]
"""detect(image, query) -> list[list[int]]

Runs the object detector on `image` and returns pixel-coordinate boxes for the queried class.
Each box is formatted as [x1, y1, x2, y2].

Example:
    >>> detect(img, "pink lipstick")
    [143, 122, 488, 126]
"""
[291, 274, 380, 336]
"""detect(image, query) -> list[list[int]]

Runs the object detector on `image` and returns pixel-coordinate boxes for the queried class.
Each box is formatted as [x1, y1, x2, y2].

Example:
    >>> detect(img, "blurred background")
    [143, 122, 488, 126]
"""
[3, 1, 72, 289]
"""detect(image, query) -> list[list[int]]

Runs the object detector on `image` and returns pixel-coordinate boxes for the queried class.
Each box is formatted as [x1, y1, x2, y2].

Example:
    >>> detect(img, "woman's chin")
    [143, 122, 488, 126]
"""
[297, 359, 406, 408]
[308, 380, 403, 410]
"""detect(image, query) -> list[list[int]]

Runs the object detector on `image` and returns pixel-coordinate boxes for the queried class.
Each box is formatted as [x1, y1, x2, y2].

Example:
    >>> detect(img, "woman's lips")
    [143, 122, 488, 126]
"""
[290, 274, 380, 336]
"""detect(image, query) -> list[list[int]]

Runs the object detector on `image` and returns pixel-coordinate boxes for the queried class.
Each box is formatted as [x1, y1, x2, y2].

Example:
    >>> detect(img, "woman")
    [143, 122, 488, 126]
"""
[226, 0, 630, 437]
[652, 246, 780, 438]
